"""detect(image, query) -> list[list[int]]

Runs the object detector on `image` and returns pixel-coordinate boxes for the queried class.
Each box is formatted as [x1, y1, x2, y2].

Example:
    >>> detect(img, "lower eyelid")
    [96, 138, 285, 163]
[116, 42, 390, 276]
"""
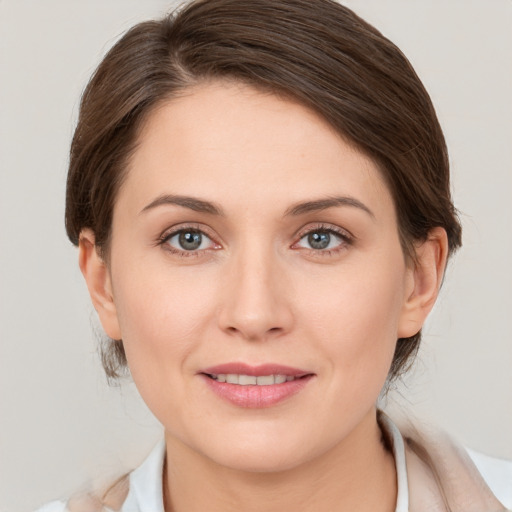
[167, 247, 207, 258]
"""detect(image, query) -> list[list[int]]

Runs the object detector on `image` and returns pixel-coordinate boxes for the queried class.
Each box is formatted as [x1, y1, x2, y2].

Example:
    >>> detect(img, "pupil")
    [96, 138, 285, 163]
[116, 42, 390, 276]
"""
[308, 232, 330, 249]
[179, 231, 202, 250]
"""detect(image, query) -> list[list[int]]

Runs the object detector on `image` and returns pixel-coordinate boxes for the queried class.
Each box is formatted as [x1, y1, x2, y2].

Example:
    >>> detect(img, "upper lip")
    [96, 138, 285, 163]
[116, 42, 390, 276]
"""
[201, 363, 312, 377]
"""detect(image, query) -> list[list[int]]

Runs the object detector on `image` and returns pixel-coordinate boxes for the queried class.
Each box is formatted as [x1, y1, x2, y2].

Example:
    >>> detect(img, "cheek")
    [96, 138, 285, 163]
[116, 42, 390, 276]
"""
[111, 260, 217, 374]
[299, 253, 406, 387]
[110, 262, 222, 426]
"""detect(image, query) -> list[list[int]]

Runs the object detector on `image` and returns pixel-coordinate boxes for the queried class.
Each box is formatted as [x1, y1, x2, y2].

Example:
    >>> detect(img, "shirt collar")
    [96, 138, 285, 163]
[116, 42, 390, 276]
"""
[379, 413, 410, 512]
[122, 439, 166, 512]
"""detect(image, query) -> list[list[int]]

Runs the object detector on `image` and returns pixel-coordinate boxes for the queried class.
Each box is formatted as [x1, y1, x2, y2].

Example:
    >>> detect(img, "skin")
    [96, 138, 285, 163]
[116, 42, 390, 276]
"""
[79, 82, 448, 512]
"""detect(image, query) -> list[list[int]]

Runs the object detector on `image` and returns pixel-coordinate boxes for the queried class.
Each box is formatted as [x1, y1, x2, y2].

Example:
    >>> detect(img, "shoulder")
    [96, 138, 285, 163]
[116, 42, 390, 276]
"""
[33, 475, 130, 512]
[33, 479, 129, 512]
[33, 501, 67, 512]
[467, 448, 512, 509]
[33, 440, 165, 512]
[382, 411, 512, 510]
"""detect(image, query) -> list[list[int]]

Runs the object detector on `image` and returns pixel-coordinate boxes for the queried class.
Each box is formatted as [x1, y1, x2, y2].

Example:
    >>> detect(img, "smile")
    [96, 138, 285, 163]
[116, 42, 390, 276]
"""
[207, 374, 297, 385]
[200, 364, 314, 408]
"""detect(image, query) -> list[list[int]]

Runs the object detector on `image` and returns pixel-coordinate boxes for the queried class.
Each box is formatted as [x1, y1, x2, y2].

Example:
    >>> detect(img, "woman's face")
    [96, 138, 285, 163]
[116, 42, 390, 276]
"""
[101, 82, 419, 472]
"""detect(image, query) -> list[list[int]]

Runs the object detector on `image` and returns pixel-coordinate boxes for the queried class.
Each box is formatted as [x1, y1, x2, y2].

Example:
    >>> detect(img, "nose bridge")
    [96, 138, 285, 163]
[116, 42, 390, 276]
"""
[218, 236, 292, 340]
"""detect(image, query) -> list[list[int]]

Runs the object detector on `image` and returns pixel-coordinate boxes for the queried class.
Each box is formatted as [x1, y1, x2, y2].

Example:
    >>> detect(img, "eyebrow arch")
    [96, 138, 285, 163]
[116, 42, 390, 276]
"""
[285, 196, 375, 219]
[139, 194, 225, 216]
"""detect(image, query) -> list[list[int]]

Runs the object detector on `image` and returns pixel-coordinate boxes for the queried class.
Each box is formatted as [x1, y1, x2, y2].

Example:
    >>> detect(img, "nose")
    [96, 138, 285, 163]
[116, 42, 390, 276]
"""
[217, 243, 294, 341]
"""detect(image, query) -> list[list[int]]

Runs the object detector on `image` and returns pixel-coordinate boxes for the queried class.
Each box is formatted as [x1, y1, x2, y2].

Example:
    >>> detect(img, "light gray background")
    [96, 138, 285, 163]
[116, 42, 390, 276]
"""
[0, 1, 511, 511]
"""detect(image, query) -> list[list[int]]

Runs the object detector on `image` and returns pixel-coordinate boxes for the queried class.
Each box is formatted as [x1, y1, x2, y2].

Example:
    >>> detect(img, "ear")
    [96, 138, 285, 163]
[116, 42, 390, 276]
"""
[78, 229, 122, 340]
[397, 227, 449, 339]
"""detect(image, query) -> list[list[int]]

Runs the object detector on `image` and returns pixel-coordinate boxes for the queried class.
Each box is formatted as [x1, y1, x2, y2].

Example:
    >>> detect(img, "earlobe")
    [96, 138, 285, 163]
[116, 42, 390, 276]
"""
[78, 229, 122, 340]
[397, 227, 449, 339]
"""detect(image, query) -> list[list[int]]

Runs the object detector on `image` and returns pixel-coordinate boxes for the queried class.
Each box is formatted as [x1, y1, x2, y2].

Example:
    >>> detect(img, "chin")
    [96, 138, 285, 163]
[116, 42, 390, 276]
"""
[212, 445, 312, 474]
[189, 424, 323, 474]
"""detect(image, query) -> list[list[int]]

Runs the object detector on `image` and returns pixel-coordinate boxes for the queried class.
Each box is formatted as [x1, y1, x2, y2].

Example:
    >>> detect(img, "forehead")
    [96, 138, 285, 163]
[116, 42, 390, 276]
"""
[118, 81, 395, 220]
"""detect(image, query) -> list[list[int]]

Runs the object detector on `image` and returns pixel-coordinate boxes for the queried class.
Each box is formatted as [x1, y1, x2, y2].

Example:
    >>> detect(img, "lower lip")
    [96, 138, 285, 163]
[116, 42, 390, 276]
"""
[201, 375, 314, 408]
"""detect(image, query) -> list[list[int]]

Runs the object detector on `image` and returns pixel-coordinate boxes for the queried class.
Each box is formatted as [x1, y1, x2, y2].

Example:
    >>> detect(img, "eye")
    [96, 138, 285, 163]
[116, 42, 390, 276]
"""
[293, 227, 351, 252]
[303, 231, 334, 250]
[163, 229, 217, 253]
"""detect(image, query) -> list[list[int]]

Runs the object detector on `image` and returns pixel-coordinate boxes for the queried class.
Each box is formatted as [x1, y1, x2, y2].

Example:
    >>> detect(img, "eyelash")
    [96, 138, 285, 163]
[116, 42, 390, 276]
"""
[157, 223, 354, 258]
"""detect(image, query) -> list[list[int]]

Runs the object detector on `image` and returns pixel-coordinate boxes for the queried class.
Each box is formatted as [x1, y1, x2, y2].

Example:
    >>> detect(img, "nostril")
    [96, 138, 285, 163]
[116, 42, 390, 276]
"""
[217, 296, 293, 340]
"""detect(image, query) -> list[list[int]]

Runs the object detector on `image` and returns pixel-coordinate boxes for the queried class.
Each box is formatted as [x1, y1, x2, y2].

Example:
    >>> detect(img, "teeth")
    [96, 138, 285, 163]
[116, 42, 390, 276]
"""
[239, 375, 257, 385]
[256, 375, 274, 385]
[210, 374, 295, 385]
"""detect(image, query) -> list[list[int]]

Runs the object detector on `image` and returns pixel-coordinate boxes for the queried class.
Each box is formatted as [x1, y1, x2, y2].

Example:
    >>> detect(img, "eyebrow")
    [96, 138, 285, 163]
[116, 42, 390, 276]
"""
[284, 196, 375, 218]
[140, 194, 224, 216]
[139, 193, 374, 219]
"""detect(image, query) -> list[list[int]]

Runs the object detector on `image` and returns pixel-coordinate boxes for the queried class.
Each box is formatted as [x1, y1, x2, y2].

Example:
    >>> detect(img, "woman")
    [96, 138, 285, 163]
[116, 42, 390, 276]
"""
[36, 0, 511, 510]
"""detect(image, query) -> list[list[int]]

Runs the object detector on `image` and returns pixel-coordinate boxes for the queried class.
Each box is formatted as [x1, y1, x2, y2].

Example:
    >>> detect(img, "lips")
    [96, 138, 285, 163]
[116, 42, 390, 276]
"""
[199, 363, 314, 408]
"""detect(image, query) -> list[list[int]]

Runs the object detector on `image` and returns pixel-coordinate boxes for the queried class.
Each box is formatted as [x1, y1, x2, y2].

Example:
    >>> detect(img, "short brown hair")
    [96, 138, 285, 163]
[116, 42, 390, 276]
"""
[66, 0, 462, 380]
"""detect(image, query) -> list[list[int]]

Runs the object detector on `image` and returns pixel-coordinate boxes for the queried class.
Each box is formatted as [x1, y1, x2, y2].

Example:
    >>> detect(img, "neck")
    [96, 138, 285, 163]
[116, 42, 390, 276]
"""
[163, 408, 397, 512]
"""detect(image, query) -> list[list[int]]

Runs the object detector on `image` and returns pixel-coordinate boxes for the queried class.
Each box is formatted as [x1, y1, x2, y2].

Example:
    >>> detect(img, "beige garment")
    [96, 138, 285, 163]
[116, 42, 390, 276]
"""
[64, 475, 129, 512]
[401, 422, 508, 512]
